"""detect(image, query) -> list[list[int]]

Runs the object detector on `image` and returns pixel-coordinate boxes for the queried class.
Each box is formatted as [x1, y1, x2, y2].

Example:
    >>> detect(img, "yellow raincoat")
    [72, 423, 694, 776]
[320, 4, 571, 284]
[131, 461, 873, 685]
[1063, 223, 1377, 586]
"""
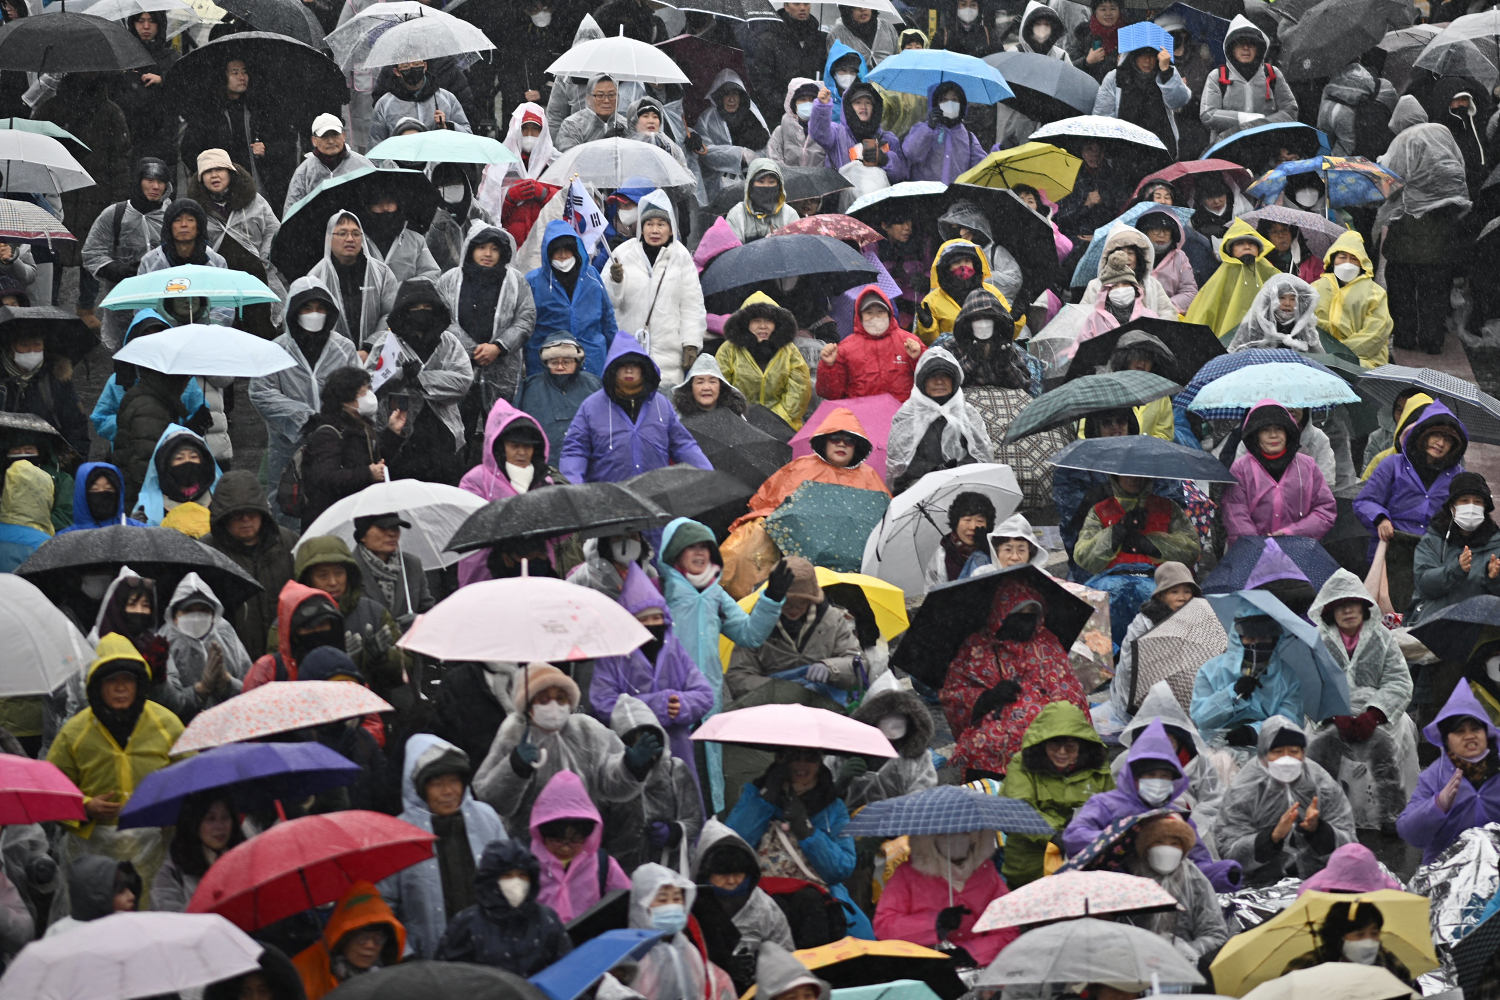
[1184, 218, 1280, 336]
[1312, 230, 1394, 369]
[0, 460, 53, 536]
[1360, 392, 1433, 481]
[915, 238, 1013, 344]
[715, 291, 813, 429]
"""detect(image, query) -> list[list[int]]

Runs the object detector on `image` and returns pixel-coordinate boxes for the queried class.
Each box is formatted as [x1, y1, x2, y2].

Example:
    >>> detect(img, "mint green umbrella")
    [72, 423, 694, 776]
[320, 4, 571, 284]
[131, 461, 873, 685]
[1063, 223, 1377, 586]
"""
[98, 264, 277, 312]
[367, 130, 519, 166]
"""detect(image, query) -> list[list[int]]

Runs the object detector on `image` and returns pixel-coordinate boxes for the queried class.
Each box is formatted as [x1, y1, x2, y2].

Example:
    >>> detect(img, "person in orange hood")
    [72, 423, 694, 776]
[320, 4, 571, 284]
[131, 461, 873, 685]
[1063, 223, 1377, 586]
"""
[293, 880, 406, 999]
[733, 406, 889, 529]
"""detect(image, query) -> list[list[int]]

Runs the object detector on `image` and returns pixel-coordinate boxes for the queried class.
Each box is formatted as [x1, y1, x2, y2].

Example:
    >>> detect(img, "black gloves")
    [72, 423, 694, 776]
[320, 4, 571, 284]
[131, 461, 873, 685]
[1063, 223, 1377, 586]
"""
[971, 679, 1021, 725]
[100, 260, 135, 283]
[624, 731, 664, 780]
[685, 131, 706, 154]
[185, 405, 214, 435]
[783, 794, 813, 839]
[916, 302, 934, 330]
[510, 740, 541, 777]
[763, 558, 795, 602]
[1226, 724, 1258, 747]
[401, 359, 422, 385]
[1233, 674, 1261, 699]
[936, 905, 971, 938]
[24, 855, 56, 889]
[835, 756, 868, 795]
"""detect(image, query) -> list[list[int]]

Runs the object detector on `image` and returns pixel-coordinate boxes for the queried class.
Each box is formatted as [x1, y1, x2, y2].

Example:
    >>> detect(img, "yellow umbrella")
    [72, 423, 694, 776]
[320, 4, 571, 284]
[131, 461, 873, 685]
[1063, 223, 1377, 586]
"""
[717, 567, 909, 668]
[954, 141, 1082, 203]
[1209, 889, 1437, 997]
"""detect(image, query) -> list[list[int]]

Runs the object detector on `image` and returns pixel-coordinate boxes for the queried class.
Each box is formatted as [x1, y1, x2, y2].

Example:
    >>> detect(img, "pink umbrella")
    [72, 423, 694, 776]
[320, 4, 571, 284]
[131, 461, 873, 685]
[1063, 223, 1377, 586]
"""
[691, 704, 897, 757]
[172, 681, 393, 755]
[397, 576, 649, 663]
[972, 870, 1177, 931]
[790, 394, 902, 482]
[0, 756, 86, 824]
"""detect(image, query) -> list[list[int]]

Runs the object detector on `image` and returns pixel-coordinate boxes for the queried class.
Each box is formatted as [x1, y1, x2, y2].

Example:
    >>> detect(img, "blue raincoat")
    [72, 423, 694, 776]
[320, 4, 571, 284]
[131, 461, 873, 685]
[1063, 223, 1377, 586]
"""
[58, 461, 145, 532]
[524, 220, 618, 377]
[135, 423, 222, 526]
[89, 310, 205, 444]
[1190, 614, 1305, 739]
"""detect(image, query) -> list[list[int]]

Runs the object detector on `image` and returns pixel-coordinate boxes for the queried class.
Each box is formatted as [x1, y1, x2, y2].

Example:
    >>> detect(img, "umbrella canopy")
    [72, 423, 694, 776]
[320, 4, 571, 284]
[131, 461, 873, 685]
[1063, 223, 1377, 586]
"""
[297, 479, 485, 570]
[1202, 122, 1330, 171]
[0, 198, 76, 246]
[336, 962, 553, 1000]
[846, 181, 949, 224]
[765, 481, 890, 573]
[699, 233, 878, 313]
[860, 463, 1022, 596]
[547, 35, 689, 84]
[624, 465, 751, 524]
[1049, 436, 1238, 483]
[955, 142, 1081, 204]
[1275, 0, 1413, 81]
[1201, 535, 1340, 595]
[654, 0, 778, 20]
[1187, 362, 1359, 418]
[530, 930, 667, 1000]
[362, 12, 493, 68]
[17, 525, 262, 611]
[978, 917, 1205, 987]
[781, 940, 965, 1000]
[706, 163, 854, 218]
[692, 704, 896, 756]
[843, 784, 1053, 837]
[0, 560, 93, 699]
[829, 984, 941, 1000]
[1375, 23, 1441, 92]
[0, 912, 262, 1000]
[1003, 371, 1181, 443]
[0, 117, 89, 154]
[717, 566, 908, 666]
[273, 166, 436, 278]
[0, 756, 85, 825]
[172, 681, 394, 755]
[1030, 115, 1169, 154]
[1175, 348, 1341, 410]
[1451, 902, 1500, 1000]
[367, 130, 519, 166]
[1205, 590, 1351, 719]
[163, 32, 346, 133]
[1240, 964, 1414, 1000]
[770, 214, 881, 247]
[1248, 155, 1403, 210]
[973, 870, 1177, 932]
[99, 263, 278, 313]
[893, 564, 1096, 688]
[118, 742, 361, 829]
[0, 306, 95, 364]
[681, 407, 793, 491]
[1133, 158, 1252, 199]
[983, 51, 1098, 123]
[210, 0, 322, 44]
[1057, 804, 1183, 875]
[945, 183, 1060, 298]
[397, 577, 651, 663]
[867, 48, 1013, 104]
[1158, 2, 1230, 61]
[1240, 204, 1348, 260]
[1067, 202, 1199, 289]
[1413, 10, 1500, 89]
[187, 811, 433, 931]
[539, 137, 696, 192]
[1132, 597, 1228, 714]
[1211, 889, 1435, 995]
[0, 130, 92, 195]
[1358, 364, 1500, 445]
[0, 11, 152, 72]
[447, 481, 670, 552]
[112, 323, 295, 378]
[1409, 595, 1500, 663]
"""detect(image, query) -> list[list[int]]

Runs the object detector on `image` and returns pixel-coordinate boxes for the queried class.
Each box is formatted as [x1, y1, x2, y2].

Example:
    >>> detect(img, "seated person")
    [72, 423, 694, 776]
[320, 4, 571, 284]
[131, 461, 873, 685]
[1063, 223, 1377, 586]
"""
[1191, 609, 1304, 747]
[924, 490, 995, 588]
[1110, 562, 1216, 728]
[691, 819, 796, 994]
[846, 672, 937, 809]
[610, 694, 705, 871]
[1214, 717, 1356, 886]
[1227, 274, 1321, 353]
[433, 840, 572, 975]
[1184, 220, 1278, 336]
[630, 863, 737, 1000]
[964, 512, 1047, 579]
[292, 880, 405, 999]
[1396, 681, 1500, 864]
[1311, 231, 1392, 369]
[755, 943, 830, 1000]
[527, 769, 632, 923]
[1409, 472, 1500, 624]
[1284, 901, 1415, 985]
[716, 292, 812, 431]
[1221, 401, 1336, 547]
[887, 347, 995, 494]
[1073, 473, 1200, 579]
[873, 829, 1018, 966]
[1120, 813, 1229, 971]
[1106, 331, 1177, 441]
[737, 408, 889, 526]
[1354, 399, 1468, 557]
[725, 557, 862, 702]
[1115, 682, 1228, 853]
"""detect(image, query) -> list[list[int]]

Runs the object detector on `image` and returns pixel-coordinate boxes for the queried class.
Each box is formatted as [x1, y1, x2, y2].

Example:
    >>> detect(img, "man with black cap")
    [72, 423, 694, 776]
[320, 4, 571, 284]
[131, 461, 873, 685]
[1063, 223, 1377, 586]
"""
[82, 157, 173, 349]
[353, 511, 433, 624]
[284, 112, 372, 215]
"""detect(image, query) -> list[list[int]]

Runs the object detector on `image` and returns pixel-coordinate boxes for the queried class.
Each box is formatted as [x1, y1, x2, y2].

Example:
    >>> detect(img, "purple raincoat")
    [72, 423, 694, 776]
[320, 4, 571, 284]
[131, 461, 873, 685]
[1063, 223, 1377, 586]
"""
[1395, 681, 1500, 864]
[807, 84, 908, 182]
[1355, 399, 1468, 547]
[456, 399, 556, 586]
[900, 82, 988, 185]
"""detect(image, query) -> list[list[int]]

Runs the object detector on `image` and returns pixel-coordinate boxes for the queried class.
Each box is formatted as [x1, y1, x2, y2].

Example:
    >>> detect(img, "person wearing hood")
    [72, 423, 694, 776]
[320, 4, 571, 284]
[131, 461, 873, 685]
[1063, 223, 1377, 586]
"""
[1410, 471, 1500, 623]
[767, 79, 828, 170]
[874, 825, 1018, 965]
[605, 190, 705, 386]
[1422, 77, 1489, 193]
[286, 536, 406, 697]
[1310, 230, 1391, 368]
[1214, 715, 1355, 884]
[0, 459, 51, 572]
[630, 863, 737, 1000]
[496, 103, 558, 186]
[524, 219, 618, 376]
[1190, 607, 1307, 748]
[283, 113, 373, 214]
[1198, 16, 1297, 145]
[887, 347, 994, 493]
[627, 95, 689, 167]
[738, 408, 889, 526]
[819, 287, 924, 403]
[434, 839, 571, 973]
[1094, 43, 1190, 159]
[693, 68, 771, 155]
[46, 855, 138, 936]
[605, 693, 705, 869]
[916, 239, 1013, 344]
[672, 352, 747, 418]
[841, 672, 936, 809]
[130, 423, 220, 529]
[1074, 470, 1200, 577]
[727, 157, 801, 243]
[486, 0, 566, 123]
[291, 648, 396, 814]
[379, 734, 508, 957]
[83, 158, 172, 349]
[725, 555, 862, 702]
[1255, 219, 1324, 285]
[949, 287, 1040, 395]
[369, 57, 471, 143]
[1397, 680, 1500, 863]
[693, 820, 795, 992]
[924, 490, 996, 587]
[1356, 398, 1468, 551]
[306, 212, 399, 350]
[1187, 171, 1236, 244]
[967, 512, 1052, 580]
[999, 701, 1113, 888]
[1222, 400, 1336, 546]
[1079, 226, 1179, 322]
[1134, 211, 1198, 314]
[1119, 812, 1229, 969]
[1116, 680, 1228, 849]
[48, 633, 183, 907]
[555, 73, 629, 151]
[829, 5, 899, 66]
[1110, 562, 1221, 727]
[354, 192, 438, 293]
[807, 78, 908, 184]
[249, 276, 359, 499]
[459, 399, 555, 506]
[0, 321, 87, 466]
[1184, 219, 1279, 335]
[1008, 1, 1069, 60]
[716, 292, 811, 430]
[524, 767, 633, 921]
[901, 81, 986, 184]
[151, 791, 242, 913]
[1228, 274, 1321, 353]
[932, 0, 1002, 57]
[519, 331, 601, 461]
[158, 572, 251, 722]
[936, 201, 1025, 306]
[112, 11, 180, 161]
[292, 880, 406, 999]
[91, 311, 205, 453]
[61, 461, 144, 534]
[1299, 842, 1404, 896]
[1317, 63, 1395, 158]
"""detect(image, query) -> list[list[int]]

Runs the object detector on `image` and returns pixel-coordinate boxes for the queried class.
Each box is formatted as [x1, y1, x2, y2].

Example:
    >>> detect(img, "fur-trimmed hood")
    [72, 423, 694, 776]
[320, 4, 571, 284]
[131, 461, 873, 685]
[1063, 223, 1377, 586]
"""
[724, 290, 797, 351]
[852, 674, 934, 759]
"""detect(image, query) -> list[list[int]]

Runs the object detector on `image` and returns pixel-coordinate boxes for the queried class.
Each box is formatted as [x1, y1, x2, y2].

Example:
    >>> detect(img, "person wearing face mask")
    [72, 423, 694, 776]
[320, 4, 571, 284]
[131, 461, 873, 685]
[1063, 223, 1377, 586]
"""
[1184, 220, 1278, 335]
[1398, 680, 1500, 863]
[287, 537, 408, 701]
[1214, 716, 1354, 884]
[1191, 607, 1307, 750]
[630, 865, 737, 1000]
[767, 79, 827, 170]
[294, 366, 406, 532]
[1007, 1, 1068, 60]
[360, 191, 441, 285]
[1079, 226, 1180, 322]
[1409, 473, 1500, 623]
[691, 820, 795, 992]
[497, 104, 558, 187]
[727, 158, 800, 243]
[0, 456, 50, 574]
[604, 190, 705, 385]
[1355, 399, 1468, 558]
[434, 839, 571, 973]
[1283, 901, 1416, 985]
[916, 240, 1010, 344]
[569, 530, 660, 597]
[947, 287, 1041, 407]
[242, 582, 370, 708]
[1114, 681, 1229, 850]
[428, 163, 496, 274]
[1311, 234, 1393, 367]
[900, 81, 985, 184]
[1227, 274, 1321, 353]
[369, 58, 472, 143]
[875, 825, 1019, 964]
[816, 287, 923, 403]
[999, 701, 1113, 888]
[524, 220, 618, 376]
[1419, 77, 1489, 192]
[1120, 812, 1228, 971]
[131, 425, 220, 530]
[0, 321, 90, 461]
[933, 0, 1000, 58]
[61, 461, 144, 533]
[158, 573, 251, 722]
[724, 556, 862, 703]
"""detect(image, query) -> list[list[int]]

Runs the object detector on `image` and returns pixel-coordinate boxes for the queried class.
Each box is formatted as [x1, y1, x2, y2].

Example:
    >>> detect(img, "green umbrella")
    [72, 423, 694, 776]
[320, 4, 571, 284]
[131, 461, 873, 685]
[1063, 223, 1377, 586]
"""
[764, 481, 889, 573]
[97, 264, 277, 312]
[1002, 370, 1181, 443]
[366, 130, 519, 166]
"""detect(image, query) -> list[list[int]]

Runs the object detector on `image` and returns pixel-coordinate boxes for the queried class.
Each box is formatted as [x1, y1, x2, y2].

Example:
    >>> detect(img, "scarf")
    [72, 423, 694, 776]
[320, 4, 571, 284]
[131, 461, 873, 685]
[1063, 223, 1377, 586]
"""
[1448, 747, 1498, 787]
[1087, 14, 1119, 53]
[1115, 62, 1176, 159]
[505, 461, 535, 493]
[941, 532, 975, 580]
[355, 543, 405, 615]
[0, 349, 41, 384]
[432, 811, 477, 919]
[457, 260, 503, 345]
[684, 565, 720, 589]
[1254, 446, 1295, 482]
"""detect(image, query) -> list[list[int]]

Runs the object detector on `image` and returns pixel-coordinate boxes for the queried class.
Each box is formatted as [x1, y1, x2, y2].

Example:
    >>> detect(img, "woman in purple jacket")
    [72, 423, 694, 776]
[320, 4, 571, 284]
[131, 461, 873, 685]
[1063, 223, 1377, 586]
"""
[807, 81, 907, 183]
[1396, 681, 1500, 864]
[1355, 399, 1468, 551]
[901, 81, 986, 184]
[1221, 401, 1337, 548]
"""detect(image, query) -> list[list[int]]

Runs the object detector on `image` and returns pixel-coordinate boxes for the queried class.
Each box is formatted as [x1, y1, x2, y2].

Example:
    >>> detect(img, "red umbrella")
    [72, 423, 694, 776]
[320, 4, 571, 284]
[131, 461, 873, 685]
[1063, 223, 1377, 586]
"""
[771, 214, 882, 248]
[1132, 158, 1252, 199]
[186, 811, 433, 931]
[0, 756, 85, 824]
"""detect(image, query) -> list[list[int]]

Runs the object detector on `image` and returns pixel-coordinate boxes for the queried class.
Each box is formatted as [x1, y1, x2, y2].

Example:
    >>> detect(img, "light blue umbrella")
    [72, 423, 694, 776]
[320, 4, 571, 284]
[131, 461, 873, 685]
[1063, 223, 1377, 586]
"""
[112, 324, 296, 377]
[867, 49, 1013, 104]
[1205, 590, 1351, 720]
[1117, 22, 1174, 56]
[1187, 361, 1359, 418]
[98, 265, 277, 312]
[1069, 202, 1195, 286]
[0, 117, 88, 151]
[833, 982, 944, 1000]
[367, 129, 519, 166]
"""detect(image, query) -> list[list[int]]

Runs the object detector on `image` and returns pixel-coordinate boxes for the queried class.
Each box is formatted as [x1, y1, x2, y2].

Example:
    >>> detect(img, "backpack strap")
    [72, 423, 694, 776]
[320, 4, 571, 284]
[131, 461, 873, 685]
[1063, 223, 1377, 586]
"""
[273, 653, 288, 682]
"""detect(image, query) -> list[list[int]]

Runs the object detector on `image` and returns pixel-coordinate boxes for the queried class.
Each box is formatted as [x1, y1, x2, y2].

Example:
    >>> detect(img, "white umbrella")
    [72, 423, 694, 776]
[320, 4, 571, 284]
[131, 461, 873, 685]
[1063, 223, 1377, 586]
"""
[360, 12, 494, 69]
[861, 463, 1023, 597]
[326, 1, 434, 71]
[112, 323, 295, 377]
[540, 137, 696, 191]
[79, 0, 200, 39]
[0, 131, 93, 195]
[978, 918, 1205, 988]
[295, 479, 485, 571]
[546, 35, 690, 84]
[0, 912, 262, 1000]
[0, 575, 93, 697]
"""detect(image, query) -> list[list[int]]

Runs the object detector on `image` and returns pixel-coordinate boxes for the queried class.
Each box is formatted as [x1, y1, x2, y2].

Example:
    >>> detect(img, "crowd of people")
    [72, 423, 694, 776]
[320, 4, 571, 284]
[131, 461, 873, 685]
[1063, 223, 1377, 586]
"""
[0, 0, 1499, 996]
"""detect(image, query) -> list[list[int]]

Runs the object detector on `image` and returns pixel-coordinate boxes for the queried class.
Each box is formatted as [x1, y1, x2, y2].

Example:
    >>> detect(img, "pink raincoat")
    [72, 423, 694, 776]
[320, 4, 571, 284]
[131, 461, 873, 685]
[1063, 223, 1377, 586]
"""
[693, 218, 742, 339]
[456, 399, 556, 586]
[528, 770, 631, 923]
[873, 834, 1019, 964]
[1221, 401, 1337, 546]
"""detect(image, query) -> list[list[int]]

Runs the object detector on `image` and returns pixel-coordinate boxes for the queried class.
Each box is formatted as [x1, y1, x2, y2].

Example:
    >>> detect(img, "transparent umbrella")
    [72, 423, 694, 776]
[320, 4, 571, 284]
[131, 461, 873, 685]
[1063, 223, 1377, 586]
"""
[0, 130, 92, 195]
[360, 11, 493, 69]
[546, 35, 689, 85]
[112, 324, 295, 378]
[978, 917, 1205, 988]
[540, 137, 696, 191]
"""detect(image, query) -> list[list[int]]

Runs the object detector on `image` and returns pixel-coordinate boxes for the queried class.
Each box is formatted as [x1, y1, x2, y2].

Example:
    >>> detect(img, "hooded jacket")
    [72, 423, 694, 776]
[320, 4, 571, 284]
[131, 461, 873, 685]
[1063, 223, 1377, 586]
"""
[695, 68, 772, 154]
[1317, 63, 1393, 157]
[1184, 218, 1280, 335]
[817, 285, 925, 402]
[692, 818, 795, 967]
[716, 292, 811, 429]
[1228, 273, 1321, 353]
[525, 220, 618, 376]
[1309, 569, 1412, 722]
[203, 469, 297, 660]
[724, 759, 855, 888]
[1116, 681, 1227, 851]
[498, 101, 559, 183]
[1093, 48, 1192, 156]
[1073, 476, 1201, 577]
[306, 211, 399, 349]
[1190, 600, 1309, 740]
[527, 769, 631, 922]
[159, 571, 251, 721]
[284, 143, 373, 215]
[90, 309, 205, 446]
[459, 399, 554, 501]
[725, 158, 800, 243]
[740, 407, 889, 523]
[828, 8, 899, 66]
[1198, 16, 1298, 143]
[916, 239, 1011, 344]
[725, 579, 862, 699]
[808, 81, 908, 183]
[603, 190, 706, 385]
[767, 77, 826, 169]
[0, 459, 51, 571]
[672, 352, 747, 417]
[243, 580, 341, 688]
[902, 82, 988, 185]
[630, 863, 736, 1000]
[1214, 716, 1356, 882]
[1008, 1, 1070, 60]
[1222, 400, 1337, 545]
[380, 734, 509, 957]
[82, 185, 170, 348]
[292, 881, 407, 1000]
[436, 222, 535, 409]
[1355, 398, 1468, 539]
[1396, 682, 1500, 863]
[1078, 222, 1178, 318]
[1375, 122, 1471, 266]
[370, 65, 472, 143]
[1311, 231, 1392, 369]
[1121, 812, 1229, 960]
[555, 73, 629, 151]
[887, 346, 995, 490]
[61, 460, 144, 533]
[560, 331, 712, 483]
[433, 839, 572, 973]
[608, 693, 706, 868]
[519, 330, 603, 458]
[135, 423, 222, 527]
[136, 203, 232, 331]
[286, 537, 406, 694]
[846, 673, 938, 808]
[881, 831, 1021, 963]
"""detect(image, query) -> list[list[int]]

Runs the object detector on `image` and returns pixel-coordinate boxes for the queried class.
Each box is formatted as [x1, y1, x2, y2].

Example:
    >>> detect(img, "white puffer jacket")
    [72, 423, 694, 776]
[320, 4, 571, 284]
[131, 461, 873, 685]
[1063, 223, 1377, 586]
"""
[603, 190, 706, 385]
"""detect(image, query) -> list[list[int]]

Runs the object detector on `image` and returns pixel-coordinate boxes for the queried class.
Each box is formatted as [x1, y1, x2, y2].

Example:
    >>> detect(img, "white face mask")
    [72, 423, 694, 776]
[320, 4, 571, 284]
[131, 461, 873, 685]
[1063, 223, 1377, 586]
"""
[552, 255, 577, 274]
[1146, 844, 1183, 875]
[956, 5, 978, 22]
[520, 135, 539, 152]
[877, 714, 907, 740]
[1292, 187, 1320, 208]
[610, 536, 643, 564]
[1031, 22, 1051, 41]
[1342, 938, 1381, 965]
[439, 183, 464, 203]
[1333, 261, 1361, 283]
[175, 611, 214, 639]
[1267, 755, 1303, 783]
[862, 312, 890, 336]
[834, 72, 856, 90]
[530, 9, 551, 25]
[357, 392, 378, 419]
[939, 100, 961, 120]
[970, 318, 995, 341]
[1454, 503, 1486, 531]
[796, 102, 813, 120]
[12, 350, 42, 372]
[617, 207, 638, 227]
[1107, 285, 1136, 307]
[498, 876, 530, 907]
[1137, 777, 1175, 805]
[531, 700, 571, 731]
[297, 311, 326, 332]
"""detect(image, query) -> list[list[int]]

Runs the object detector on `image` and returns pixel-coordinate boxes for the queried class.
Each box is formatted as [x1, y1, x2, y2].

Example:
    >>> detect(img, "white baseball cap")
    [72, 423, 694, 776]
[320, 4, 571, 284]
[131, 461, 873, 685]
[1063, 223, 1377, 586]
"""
[311, 112, 344, 137]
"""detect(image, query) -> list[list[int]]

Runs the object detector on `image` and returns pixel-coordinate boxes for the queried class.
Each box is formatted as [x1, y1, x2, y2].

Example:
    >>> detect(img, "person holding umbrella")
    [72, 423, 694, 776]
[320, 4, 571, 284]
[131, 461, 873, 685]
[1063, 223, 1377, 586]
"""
[924, 491, 996, 587]
[370, 59, 472, 144]
[554, 73, 628, 152]
[1190, 609, 1307, 748]
[150, 792, 243, 913]
[1073, 472, 1200, 578]
[1093, 43, 1190, 160]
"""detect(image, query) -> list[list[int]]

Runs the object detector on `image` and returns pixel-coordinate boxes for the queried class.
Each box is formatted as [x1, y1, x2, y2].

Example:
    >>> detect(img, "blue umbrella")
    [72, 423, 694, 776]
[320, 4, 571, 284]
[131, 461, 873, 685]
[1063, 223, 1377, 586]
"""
[1247, 155, 1402, 210]
[1186, 362, 1360, 420]
[530, 929, 666, 1000]
[117, 742, 361, 828]
[1070, 202, 1195, 287]
[1201, 122, 1329, 169]
[1202, 536, 1340, 595]
[1174, 348, 1339, 410]
[843, 784, 1054, 837]
[867, 49, 1013, 105]
[366, 130, 519, 166]
[1205, 590, 1351, 720]
[1117, 22, 1175, 56]
[1049, 436, 1238, 483]
[833, 982, 944, 1000]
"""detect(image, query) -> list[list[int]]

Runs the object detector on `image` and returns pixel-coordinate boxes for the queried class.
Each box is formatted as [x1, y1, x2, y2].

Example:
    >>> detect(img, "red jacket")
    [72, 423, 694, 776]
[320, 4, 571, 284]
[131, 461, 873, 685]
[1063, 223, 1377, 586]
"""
[816, 286, 924, 402]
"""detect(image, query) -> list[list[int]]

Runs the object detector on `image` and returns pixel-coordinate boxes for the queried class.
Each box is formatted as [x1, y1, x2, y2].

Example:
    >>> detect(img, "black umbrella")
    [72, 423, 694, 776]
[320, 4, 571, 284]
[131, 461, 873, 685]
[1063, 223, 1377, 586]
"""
[1064, 318, 1226, 386]
[164, 32, 347, 144]
[1452, 902, 1500, 1000]
[322, 960, 551, 1000]
[446, 482, 672, 553]
[271, 166, 437, 278]
[0, 411, 63, 444]
[1201, 535, 1341, 594]
[680, 407, 792, 491]
[745, 403, 795, 442]
[892, 563, 1095, 689]
[984, 51, 1099, 124]
[699, 233, 878, 313]
[1274, 0, 1413, 82]
[213, 0, 325, 47]
[0, 12, 152, 72]
[0, 306, 95, 364]
[563, 889, 631, 946]
[708, 166, 852, 218]
[946, 183, 1059, 301]
[625, 465, 751, 529]
[1050, 436, 1237, 482]
[1409, 596, 1500, 664]
[1319, 497, 1374, 575]
[16, 525, 262, 610]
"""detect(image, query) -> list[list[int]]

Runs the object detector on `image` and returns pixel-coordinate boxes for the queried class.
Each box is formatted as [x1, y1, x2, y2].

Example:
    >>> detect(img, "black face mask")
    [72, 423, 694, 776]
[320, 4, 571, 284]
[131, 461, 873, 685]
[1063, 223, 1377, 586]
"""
[749, 185, 780, 214]
[401, 309, 441, 337]
[291, 625, 343, 663]
[162, 459, 211, 501]
[996, 611, 1039, 643]
[363, 210, 404, 248]
[645, 623, 668, 645]
[398, 67, 425, 88]
[86, 488, 119, 522]
[122, 611, 154, 637]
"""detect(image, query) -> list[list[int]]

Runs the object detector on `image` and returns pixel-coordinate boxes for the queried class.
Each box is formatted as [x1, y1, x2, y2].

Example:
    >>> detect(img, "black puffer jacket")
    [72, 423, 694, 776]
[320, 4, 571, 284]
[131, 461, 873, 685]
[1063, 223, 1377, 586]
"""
[203, 470, 297, 659]
[434, 839, 573, 974]
[113, 369, 188, 504]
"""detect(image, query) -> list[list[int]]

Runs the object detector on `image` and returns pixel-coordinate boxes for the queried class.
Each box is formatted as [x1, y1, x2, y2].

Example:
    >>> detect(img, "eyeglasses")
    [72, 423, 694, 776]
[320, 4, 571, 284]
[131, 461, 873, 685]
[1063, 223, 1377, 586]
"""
[592, 91, 618, 102]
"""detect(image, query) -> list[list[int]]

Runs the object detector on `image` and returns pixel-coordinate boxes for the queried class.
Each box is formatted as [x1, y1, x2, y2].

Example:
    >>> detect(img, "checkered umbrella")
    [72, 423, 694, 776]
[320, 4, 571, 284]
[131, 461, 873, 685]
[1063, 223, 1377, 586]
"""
[0, 199, 74, 245]
[1453, 902, 1500, 999]
[843, 784, 1054, 837]
[1132, 597, 1227, 716]
[1358, 364, 1500, 445]
[1003, 371, 1181, 443]
[1056, 805, 1184, 874]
